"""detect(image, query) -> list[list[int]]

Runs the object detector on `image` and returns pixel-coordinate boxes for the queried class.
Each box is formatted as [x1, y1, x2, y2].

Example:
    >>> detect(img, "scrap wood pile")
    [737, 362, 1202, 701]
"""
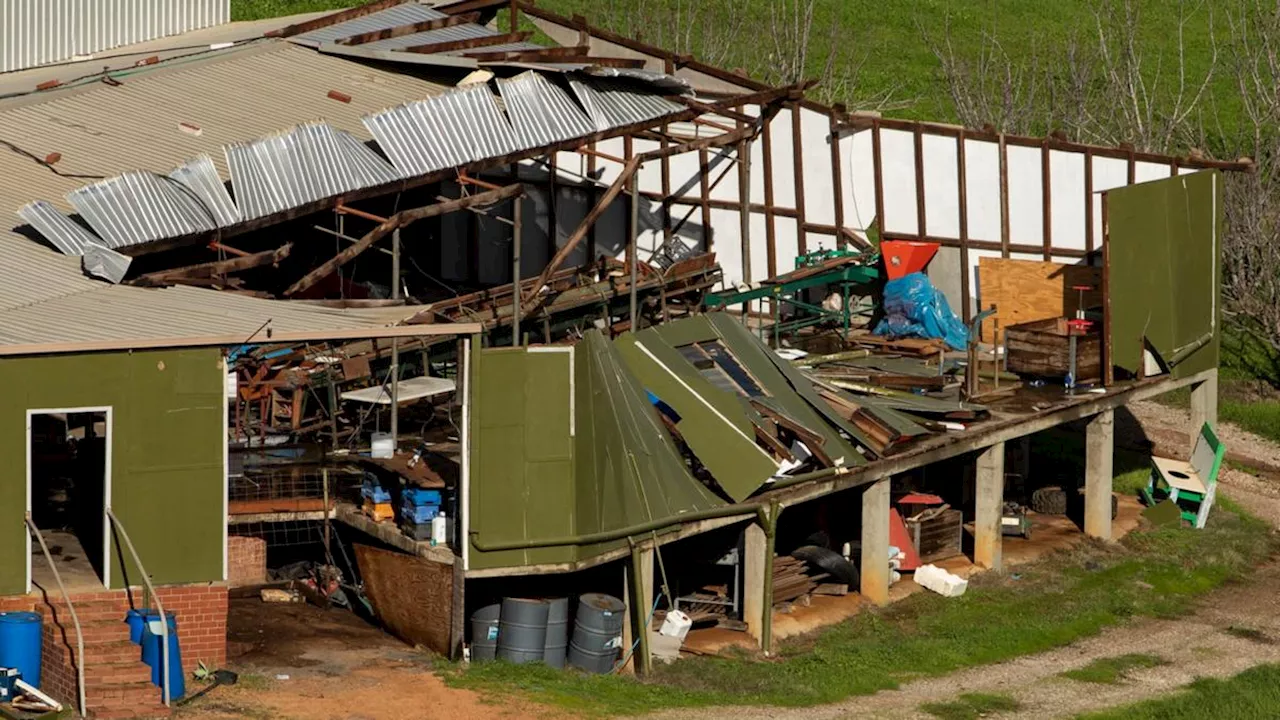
[788, 346, 990, 452]
[772, 555, 828, 606]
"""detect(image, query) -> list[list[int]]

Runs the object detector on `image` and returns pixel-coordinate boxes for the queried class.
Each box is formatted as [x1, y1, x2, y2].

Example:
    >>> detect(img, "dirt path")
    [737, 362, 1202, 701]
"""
[655, 411, 1280, 720]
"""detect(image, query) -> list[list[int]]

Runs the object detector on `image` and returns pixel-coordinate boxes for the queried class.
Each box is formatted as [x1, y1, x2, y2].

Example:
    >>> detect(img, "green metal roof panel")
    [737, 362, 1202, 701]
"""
[615, 331, 778, 502]
[468, 335, 727, 571]
[702, 313, 864, 465]
[574, 331, 724, 558]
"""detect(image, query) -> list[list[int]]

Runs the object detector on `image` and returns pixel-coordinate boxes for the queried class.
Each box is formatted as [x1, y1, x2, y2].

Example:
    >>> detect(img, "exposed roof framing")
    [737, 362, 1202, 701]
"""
[402, 30, 531, 54]
[334, 12, 481, 46]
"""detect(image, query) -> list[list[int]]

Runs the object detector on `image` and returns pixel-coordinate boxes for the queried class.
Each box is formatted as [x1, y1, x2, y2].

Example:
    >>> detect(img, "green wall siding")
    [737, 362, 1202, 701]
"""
[0, 349, 225, 595]
[1107, 171, 1222, 378]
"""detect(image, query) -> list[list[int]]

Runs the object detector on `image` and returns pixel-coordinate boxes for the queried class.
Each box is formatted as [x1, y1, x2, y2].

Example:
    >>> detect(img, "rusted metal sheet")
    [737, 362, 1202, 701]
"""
[355, 544, 458, 658]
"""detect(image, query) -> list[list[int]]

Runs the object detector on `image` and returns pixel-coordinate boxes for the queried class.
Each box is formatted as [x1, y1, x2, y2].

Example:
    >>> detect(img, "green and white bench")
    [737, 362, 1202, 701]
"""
[1141, 422, 1225, 529]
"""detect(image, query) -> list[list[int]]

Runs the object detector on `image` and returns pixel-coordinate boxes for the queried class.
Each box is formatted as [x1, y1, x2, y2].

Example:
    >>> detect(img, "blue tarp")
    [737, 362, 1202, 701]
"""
[874, 272, 968, 350]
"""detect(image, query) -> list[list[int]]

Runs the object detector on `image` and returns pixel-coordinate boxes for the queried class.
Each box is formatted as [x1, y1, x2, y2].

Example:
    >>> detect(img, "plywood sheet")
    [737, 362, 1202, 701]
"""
[355, 544, 457, 657]
[977, 257, 1101, 342]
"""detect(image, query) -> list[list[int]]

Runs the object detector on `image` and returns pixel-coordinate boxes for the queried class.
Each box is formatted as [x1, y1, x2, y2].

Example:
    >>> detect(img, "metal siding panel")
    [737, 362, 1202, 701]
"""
[0, 0, 230, 72]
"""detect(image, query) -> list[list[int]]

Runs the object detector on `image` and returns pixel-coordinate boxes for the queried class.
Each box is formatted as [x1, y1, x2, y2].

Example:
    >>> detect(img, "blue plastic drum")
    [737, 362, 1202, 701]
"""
[140, 612, 185, 700]
[0, 611, 42, 688]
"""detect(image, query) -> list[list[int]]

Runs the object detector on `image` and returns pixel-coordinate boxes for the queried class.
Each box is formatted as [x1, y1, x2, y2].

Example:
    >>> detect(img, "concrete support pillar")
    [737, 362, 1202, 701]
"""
[974, 443, 1005, 570]
[1190, 368, 1219, 438]
[1085, 409, 1115, 540]
[621, 546, 654, 674]
[860, 478, 891, 605]
[743, 522, 767, 647]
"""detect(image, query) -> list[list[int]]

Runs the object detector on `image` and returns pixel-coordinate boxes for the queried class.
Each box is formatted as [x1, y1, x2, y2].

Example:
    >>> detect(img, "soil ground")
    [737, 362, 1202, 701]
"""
[178, 598, 567, 720]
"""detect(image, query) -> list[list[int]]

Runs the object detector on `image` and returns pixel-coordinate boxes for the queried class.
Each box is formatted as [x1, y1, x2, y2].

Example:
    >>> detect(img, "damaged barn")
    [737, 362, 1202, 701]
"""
[0, 0, 1249, 714]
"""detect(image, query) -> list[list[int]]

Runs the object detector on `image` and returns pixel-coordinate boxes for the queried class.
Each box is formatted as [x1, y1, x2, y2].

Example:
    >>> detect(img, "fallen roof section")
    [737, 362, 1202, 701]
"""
[0, 283, 475, 356]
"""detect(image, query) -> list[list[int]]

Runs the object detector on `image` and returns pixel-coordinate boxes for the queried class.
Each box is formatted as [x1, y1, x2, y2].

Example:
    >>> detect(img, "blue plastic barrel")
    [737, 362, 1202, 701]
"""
[0, 612, 42, 688]
[124, 608, 151, 645]
[140, 613, 185, 700]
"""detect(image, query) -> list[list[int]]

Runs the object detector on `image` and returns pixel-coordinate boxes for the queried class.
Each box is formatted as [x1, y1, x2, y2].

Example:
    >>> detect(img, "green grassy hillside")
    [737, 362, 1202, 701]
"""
[231, 1, 1229, 137]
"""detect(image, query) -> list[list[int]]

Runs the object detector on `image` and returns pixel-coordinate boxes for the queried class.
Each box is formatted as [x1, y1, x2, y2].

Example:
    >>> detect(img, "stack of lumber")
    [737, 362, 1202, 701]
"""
[674, 586, 731, 624]
[772, 556, 829, 606]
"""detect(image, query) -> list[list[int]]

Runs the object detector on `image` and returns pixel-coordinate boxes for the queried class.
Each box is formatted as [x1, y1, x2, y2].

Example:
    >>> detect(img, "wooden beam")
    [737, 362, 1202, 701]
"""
[522, 118, 769, 309]
[466, 44, 588, 60]
[272, 0, 408, 38]
[334, 12, 480, 45]
[286, 185, 524, 297]
[132, 244, 293, 287]
[402, 30, 531, 55]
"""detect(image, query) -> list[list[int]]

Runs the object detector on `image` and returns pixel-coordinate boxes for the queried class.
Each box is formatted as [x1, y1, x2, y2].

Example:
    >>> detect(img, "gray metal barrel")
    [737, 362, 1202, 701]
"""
[496, 598, 549, 664]
[568, 593, 625, 674]
[542, 598, 569, 669]
[469, 603, 501, 663]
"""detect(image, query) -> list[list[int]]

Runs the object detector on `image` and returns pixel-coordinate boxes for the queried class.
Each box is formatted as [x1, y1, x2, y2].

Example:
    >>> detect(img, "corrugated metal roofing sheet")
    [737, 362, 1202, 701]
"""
[291, 3, 446, 47]
[569, 77, 685, 132]
[16, 200, 103, 256]
[67, 170, 222, 248]
[497, 72, 596, 148]
[0, 42, 448, 313]
[169, 154, 241, 228]
[0, 283, 414, 348]
[225, 122, 403, 221]
[363, 84, 521, 176]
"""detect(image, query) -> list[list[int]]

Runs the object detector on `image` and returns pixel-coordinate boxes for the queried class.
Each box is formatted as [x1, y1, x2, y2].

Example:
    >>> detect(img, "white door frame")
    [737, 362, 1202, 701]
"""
[26, 406, 114, 593]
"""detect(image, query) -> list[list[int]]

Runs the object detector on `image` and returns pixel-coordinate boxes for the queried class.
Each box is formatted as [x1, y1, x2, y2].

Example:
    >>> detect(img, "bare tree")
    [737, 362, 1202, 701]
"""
[923, 0, 1216, 151]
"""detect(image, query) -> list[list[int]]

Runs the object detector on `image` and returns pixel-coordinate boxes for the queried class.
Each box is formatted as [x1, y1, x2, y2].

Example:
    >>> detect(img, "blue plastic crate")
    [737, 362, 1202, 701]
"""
[362, 487, 392, 503]
[403, 488, 442, 506]
[400, 504, 440, 524]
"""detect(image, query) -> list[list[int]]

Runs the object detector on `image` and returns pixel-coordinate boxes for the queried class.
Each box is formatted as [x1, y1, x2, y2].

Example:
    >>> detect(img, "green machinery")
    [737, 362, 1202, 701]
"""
[704, 249, 880, 346]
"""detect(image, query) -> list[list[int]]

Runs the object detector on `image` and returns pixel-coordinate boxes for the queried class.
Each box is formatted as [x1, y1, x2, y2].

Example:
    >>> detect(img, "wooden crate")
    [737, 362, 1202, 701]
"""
[1005, 318, 1102, 382]
[907, 508, 964, 563]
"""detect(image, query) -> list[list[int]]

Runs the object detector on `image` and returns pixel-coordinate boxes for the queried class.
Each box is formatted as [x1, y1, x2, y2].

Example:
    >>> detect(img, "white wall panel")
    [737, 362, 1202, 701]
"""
[922, 133, 960, 239]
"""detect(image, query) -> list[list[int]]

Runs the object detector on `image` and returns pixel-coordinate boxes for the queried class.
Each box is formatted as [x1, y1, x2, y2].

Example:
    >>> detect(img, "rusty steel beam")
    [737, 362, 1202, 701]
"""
[286, 185, 524, 297]
[335, 204, 389, 224]
[334, 12, 480, 45]
[402, 30, 531, 54]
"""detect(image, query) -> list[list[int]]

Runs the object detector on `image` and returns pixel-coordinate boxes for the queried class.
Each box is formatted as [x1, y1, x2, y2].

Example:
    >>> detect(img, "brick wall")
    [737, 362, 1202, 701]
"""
[227, 535, 267, 587]
[0, 583, 227, 718]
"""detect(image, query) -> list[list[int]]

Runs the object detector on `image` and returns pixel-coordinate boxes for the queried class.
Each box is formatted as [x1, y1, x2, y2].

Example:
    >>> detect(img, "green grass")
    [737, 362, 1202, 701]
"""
[1079, 663, 1280, 720]
[447, 496, 1275, 714]
[231, 0, 350, 21]
[921, 692, 1022, 720]
[1061, 653, 1168, 685]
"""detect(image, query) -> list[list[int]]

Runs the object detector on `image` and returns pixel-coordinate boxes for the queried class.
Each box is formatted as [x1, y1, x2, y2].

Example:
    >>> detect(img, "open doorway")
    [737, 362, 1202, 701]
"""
[27, 408, 111, 593]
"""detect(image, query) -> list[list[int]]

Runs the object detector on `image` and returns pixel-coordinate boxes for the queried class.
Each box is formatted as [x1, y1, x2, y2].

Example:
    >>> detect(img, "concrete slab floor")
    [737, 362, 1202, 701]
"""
[680, 495, 1145, 655]
[30, 530, 106, 594]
